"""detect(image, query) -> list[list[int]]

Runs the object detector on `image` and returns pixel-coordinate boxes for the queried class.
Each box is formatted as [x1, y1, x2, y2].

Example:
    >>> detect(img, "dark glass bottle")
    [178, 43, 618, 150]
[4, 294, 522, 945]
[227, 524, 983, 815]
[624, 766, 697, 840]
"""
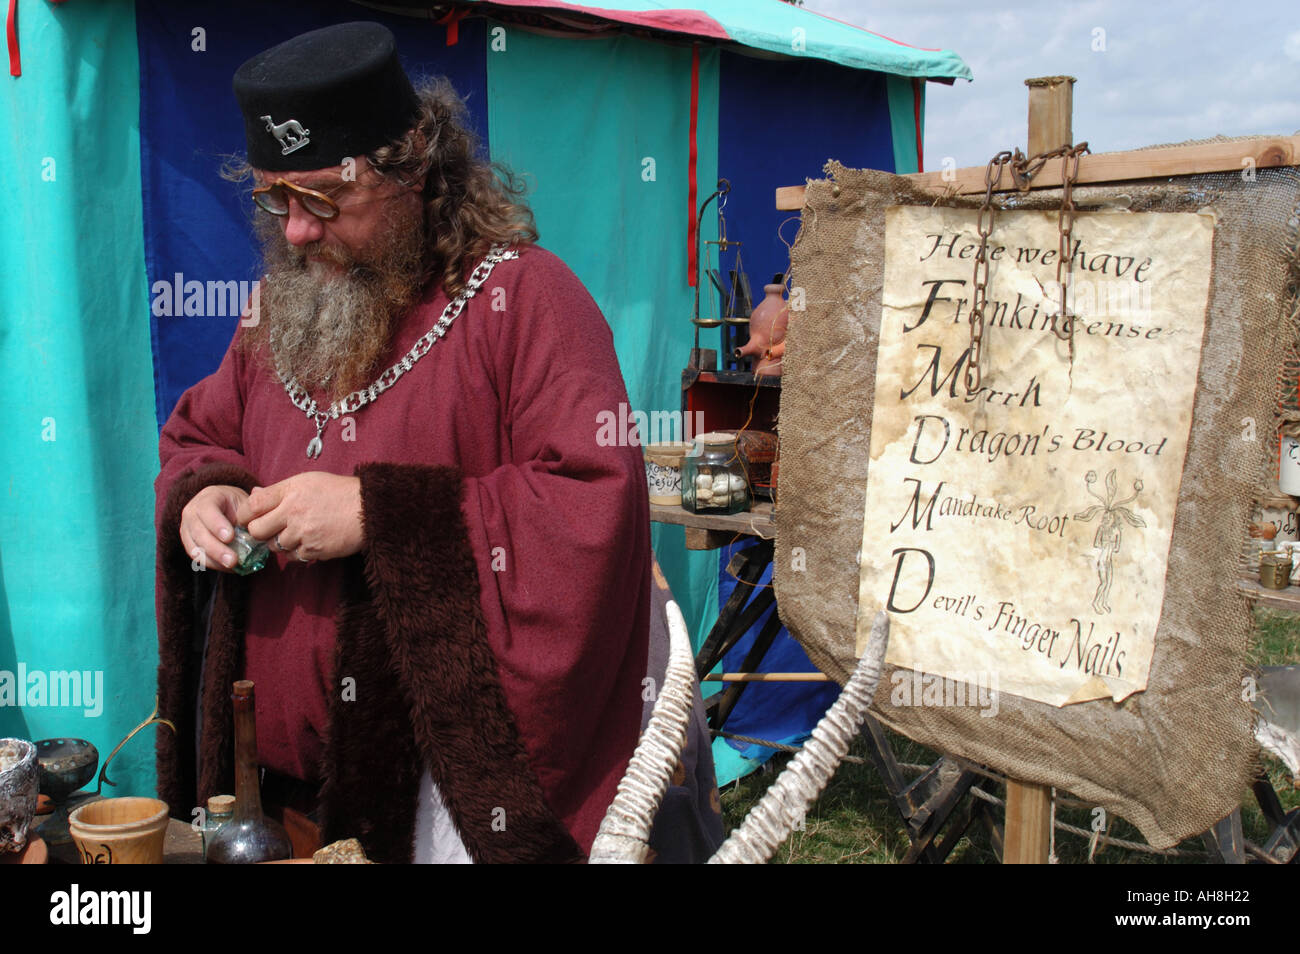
[205, 680, 293, 864]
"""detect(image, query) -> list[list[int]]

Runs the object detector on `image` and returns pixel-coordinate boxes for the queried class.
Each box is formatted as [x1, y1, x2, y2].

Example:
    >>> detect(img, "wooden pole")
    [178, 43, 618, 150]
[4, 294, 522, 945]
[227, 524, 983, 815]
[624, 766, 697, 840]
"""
[701, 672, 833, 682]
[999, 75, 1075, 865]
[1025, 75, 1075, 155]
[1004, 779, 1053, 864]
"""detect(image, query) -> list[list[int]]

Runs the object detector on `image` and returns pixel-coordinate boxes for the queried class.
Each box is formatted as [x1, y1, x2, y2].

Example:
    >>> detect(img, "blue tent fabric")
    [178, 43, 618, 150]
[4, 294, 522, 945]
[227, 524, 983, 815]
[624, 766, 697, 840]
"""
[137, 0, 490, 427]
[718, 48, 897, 292]
[713, 541, 840, 776]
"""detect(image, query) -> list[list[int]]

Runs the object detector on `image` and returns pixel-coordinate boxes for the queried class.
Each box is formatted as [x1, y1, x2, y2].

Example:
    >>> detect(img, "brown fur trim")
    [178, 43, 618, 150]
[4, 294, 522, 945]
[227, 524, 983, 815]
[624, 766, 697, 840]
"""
[352, 462, 583, 863]
[319, 561, 423, 864]
[155, 463, 258, 819]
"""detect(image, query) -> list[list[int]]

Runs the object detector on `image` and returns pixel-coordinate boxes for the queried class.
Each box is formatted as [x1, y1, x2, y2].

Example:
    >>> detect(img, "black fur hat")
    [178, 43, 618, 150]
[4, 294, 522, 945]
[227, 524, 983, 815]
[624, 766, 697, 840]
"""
[233, 21, 419, 172]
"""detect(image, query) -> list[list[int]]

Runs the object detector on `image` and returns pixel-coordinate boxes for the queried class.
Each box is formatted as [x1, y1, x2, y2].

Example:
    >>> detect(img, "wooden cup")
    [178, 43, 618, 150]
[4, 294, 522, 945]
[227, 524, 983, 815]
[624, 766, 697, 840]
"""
[69, 797, 169, 864]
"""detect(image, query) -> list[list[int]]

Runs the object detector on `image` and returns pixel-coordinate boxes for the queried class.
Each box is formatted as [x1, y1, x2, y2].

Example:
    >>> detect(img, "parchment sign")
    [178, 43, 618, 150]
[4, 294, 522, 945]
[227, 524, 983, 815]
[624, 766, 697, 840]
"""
[855, 206, 1214, 706]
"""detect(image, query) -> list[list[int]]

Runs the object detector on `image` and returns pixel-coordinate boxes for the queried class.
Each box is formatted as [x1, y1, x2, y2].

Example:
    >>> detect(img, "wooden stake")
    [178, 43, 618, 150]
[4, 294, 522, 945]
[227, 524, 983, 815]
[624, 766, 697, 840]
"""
[1025, 75, 1075, 156]
[1004, 780, 1053, 864]
[701, 672, 833, 682]
[998, 75, 1075, 865]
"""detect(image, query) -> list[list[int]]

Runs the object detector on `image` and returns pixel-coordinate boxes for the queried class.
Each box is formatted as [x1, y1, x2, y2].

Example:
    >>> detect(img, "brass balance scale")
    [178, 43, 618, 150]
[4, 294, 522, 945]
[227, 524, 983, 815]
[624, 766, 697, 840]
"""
[691, 179, 752, 352]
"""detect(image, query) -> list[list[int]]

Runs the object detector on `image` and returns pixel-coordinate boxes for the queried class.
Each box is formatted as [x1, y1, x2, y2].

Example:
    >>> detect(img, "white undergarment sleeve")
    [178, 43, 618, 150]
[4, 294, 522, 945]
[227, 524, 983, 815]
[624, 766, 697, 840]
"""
[413, 770, 473, 864]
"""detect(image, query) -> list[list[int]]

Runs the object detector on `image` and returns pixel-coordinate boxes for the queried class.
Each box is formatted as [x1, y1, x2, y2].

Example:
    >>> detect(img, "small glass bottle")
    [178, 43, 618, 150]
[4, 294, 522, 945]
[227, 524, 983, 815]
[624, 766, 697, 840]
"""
[231, 526, 271, 575]
[681, 432, 751, 515]
[205, 681, 293, 864]
[200, 794, 234, 860]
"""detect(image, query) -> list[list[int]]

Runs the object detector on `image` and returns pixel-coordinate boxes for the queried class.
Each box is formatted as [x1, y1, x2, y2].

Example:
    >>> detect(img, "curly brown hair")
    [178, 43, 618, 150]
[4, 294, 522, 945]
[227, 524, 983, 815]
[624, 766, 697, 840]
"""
[368, 77, 539, 299]
[224, 77, 538, 300]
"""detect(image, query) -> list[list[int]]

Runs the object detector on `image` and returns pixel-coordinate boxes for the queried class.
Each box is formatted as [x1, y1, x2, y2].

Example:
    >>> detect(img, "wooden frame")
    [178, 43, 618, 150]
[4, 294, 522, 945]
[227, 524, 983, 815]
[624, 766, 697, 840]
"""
[772, 77, 1300, 863]
[775, 134, 1300, 209]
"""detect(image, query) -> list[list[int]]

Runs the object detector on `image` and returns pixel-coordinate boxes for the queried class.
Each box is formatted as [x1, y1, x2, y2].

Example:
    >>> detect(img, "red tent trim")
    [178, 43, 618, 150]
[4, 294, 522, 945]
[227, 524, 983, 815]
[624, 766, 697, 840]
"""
[478, 0, 729, 41]
[687, 42, 699, 288]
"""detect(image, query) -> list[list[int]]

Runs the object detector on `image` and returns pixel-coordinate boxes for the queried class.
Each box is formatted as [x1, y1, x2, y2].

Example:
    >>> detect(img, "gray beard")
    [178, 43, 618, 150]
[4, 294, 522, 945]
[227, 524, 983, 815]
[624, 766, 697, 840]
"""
[246, 204, 427, 399]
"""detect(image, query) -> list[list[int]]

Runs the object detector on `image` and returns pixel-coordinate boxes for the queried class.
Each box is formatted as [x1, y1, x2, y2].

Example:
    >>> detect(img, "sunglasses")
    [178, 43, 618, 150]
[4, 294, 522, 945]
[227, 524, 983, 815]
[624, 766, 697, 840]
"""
[251, 178, 340, 220]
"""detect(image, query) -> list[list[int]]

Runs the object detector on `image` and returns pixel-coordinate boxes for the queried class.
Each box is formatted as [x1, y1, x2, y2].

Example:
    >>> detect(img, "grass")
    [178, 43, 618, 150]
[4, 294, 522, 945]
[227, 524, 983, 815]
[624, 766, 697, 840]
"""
[717, 607, 1300, 863]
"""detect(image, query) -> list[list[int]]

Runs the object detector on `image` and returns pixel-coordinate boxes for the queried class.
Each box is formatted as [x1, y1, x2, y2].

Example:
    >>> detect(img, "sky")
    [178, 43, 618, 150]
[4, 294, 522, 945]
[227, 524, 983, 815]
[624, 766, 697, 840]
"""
[799, 0, 1300, 172]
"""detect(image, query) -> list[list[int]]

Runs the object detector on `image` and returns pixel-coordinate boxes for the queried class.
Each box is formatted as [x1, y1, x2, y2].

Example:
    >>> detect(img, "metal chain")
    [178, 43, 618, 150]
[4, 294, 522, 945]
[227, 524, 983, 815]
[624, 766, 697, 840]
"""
[965, 150, 1013, 396]
[278, 243, 519, 455]
[1052, 143, 1091, 359]
[965, 144, 1090, 395]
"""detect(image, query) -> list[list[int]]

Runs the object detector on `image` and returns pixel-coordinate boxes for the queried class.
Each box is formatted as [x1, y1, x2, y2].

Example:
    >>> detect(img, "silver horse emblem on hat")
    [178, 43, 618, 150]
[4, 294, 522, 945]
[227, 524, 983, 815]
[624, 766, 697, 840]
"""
[261, 114, 311, 155]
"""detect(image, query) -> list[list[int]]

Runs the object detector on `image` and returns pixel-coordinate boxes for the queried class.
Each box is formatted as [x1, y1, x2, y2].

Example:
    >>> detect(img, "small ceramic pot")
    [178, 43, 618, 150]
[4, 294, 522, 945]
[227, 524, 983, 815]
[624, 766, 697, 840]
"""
[1260, 550, 1293, 590]
[70, 796, 169, 864]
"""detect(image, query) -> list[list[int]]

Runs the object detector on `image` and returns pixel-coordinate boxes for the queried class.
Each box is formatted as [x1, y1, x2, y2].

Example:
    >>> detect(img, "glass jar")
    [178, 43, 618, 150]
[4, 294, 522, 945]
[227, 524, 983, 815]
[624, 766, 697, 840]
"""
[201, 794, 235, 860]
[644, 442, 692, 506]
[681, 432, 751, 515]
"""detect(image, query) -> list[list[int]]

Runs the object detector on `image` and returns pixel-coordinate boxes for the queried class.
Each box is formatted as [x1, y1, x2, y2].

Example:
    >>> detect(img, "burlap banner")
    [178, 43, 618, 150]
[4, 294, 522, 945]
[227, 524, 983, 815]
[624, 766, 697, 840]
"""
[775, 159, 1299, 846]
[856, 206, 1214, 707]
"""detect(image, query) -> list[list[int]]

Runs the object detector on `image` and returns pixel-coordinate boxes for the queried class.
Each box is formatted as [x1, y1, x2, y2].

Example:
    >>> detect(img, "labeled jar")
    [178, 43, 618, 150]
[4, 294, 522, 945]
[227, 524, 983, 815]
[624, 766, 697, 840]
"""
[1281, 424, 1300, 496]
[644, 442, 692, 506]
[681, 432, 751, 515]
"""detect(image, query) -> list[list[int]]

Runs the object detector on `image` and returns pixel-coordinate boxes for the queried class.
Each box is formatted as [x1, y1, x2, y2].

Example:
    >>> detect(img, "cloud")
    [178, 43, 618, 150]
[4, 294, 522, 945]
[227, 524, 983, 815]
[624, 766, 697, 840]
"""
[1285, 31, 1300, 61]
[801, 0, 1300, 167]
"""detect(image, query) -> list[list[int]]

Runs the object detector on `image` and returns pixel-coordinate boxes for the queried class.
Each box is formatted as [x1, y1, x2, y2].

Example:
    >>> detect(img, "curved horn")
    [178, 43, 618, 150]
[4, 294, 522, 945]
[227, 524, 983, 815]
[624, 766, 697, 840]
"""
[589, 599, 697, 864]
[709, 610, 890, 864]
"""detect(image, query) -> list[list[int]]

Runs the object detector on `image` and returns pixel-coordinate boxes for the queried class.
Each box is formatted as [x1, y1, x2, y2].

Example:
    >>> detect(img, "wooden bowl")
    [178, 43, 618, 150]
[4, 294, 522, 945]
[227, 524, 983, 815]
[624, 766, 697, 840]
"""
[69, 797, 169, 864]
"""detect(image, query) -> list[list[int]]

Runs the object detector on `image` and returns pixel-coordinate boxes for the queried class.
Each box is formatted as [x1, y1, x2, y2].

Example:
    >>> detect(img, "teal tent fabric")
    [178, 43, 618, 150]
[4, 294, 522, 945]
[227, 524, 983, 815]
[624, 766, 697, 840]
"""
[0, 3, 159, 795]
[886, 75, 924, 175]
[486, 25, 722, 643]
[464, 0, 972, 80]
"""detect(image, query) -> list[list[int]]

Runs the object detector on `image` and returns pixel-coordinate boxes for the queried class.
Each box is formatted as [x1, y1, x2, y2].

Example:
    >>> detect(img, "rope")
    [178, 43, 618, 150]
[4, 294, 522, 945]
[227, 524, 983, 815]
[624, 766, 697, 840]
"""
[717, 730, 1207, 858]
[962, 786, 1203, 857]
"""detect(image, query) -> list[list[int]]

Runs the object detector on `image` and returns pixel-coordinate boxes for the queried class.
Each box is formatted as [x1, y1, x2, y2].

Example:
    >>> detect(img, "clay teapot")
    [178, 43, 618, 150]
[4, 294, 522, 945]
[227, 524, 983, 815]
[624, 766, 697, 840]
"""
[734, 274, 789, 376]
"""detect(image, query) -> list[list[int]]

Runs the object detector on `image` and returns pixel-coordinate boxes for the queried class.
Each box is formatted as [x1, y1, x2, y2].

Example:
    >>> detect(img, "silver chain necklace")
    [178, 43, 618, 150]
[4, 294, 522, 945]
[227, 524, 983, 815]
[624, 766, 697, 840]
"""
[277, 244, 518, 458]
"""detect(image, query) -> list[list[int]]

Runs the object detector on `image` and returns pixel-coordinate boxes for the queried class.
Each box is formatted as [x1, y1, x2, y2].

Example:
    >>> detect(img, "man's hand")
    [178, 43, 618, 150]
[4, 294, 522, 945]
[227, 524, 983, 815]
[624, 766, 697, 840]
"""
[237, 472, 364, 564]
[180, 484, 251, 572]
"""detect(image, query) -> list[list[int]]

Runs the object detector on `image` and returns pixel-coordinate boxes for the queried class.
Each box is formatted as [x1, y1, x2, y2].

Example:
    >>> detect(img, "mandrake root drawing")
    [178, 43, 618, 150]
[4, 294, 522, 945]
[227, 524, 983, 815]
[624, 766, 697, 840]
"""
[1073, 469, 1145, 615]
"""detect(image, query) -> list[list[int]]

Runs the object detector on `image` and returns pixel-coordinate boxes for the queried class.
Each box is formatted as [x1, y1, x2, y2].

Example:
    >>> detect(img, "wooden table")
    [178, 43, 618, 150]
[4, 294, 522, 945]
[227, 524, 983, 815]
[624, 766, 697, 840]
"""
[1238, 576, 1300, 612]
[650, 501, 774, 551]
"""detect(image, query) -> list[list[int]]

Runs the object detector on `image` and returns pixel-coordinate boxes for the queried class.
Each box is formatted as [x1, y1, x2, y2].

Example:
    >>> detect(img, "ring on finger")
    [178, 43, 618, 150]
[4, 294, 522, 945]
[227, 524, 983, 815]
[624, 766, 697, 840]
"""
[275, 535, 289, 552]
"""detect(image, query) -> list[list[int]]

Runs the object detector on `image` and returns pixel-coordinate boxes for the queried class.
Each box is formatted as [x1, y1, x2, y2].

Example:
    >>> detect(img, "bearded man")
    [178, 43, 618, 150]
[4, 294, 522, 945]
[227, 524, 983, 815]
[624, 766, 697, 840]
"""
[153, 22, 656, 863]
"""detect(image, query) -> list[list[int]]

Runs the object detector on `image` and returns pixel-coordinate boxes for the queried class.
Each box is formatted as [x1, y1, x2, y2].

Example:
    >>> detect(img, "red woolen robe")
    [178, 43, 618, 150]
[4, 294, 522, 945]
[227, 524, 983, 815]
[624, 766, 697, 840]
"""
[154, 244, 651, 862]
